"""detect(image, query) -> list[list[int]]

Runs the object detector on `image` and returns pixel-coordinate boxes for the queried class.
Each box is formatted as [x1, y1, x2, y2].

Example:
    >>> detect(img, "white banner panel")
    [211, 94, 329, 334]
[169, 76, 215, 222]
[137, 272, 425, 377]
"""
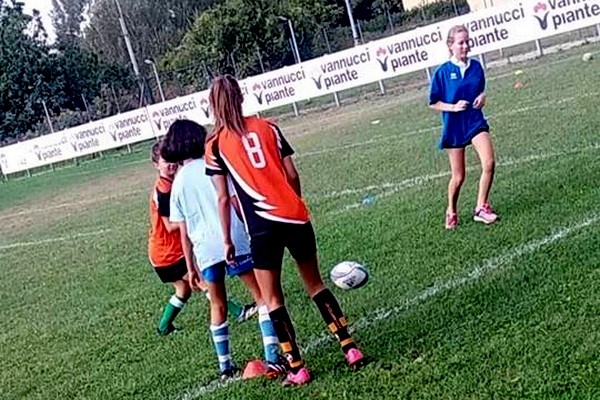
[102, 107, 155, 146]
[2, 0, 599, 174]
[146, 92, 211, 137]
[0, 142, 32, 174]
[14, 130, 77, 171]
[239, 64, 310, 112]
[63, 120, 115, 156]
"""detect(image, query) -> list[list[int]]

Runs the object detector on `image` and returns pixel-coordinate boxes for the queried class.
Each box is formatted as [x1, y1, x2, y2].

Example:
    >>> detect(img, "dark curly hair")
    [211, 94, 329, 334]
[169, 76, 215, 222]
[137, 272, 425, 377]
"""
[150, 140, 161, 163]
[160, 119, 207, 163]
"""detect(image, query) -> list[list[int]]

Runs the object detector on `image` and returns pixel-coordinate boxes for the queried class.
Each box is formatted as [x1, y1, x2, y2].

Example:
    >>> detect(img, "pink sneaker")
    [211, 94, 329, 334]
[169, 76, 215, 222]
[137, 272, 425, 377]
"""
[282, 367, 311, 387]
[445, 212, 458, 229]
[345, 348, 367, 371]
[473, 203, 498, 224]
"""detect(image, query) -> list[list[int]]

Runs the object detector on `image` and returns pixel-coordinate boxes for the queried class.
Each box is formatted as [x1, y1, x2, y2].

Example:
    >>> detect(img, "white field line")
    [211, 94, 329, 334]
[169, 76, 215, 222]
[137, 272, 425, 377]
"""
[0, 189, 146, 221]
[300, 89, 596, 161]
[297, 126, 436, 158]
[9, 157, 148, 183]
[1, 90, 595, 222]
[0, 229, 112, 251]
[330, 143, 600, 213]
[176, 213, 600, 400]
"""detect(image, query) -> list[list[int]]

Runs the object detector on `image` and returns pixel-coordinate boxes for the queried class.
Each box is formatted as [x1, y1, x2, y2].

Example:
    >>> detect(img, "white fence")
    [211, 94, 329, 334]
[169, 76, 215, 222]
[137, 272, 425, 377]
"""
[1, 0, 599, 175]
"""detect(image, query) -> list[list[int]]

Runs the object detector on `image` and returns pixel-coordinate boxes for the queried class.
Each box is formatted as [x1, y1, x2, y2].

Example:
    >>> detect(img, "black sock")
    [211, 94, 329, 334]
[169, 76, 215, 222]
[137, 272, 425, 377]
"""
[269, 306, 304, 372]
[312, 288, 357, 353]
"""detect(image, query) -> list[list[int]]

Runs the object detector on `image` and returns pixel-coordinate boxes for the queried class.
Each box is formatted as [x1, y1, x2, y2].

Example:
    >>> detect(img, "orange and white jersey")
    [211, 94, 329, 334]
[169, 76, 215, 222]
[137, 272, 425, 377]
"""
[148, 176, 183, 267]
[206, 116, 310, 235]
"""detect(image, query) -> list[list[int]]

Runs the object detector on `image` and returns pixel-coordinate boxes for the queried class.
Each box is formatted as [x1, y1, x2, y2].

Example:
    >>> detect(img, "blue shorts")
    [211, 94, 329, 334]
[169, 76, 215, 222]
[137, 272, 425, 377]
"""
[201, 254, 254, 283]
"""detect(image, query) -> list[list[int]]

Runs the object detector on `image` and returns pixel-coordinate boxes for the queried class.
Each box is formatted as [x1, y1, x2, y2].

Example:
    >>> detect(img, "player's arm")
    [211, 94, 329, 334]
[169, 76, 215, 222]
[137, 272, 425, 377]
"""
[282, 156, 302, 197]
[212, 174, 236, 264]
[272, 124, 302, 197]
[156, 190, 179, 232]
[178, 221, 202, 290]
[206, 136, 235, 263]
[473, 65, 487, 109]
[428, 69, 468, 112]
[429, 101, 468, 112]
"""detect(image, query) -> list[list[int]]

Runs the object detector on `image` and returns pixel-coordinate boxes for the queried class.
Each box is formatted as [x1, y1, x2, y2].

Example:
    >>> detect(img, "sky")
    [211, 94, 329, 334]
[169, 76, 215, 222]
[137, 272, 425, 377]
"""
[22, 0, 57, 43]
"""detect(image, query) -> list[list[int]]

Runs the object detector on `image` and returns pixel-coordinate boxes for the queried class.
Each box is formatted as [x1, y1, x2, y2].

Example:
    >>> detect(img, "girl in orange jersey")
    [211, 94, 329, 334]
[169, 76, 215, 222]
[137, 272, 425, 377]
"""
[148, 142, 191, 335]
[206, 75, 366, 386]
[148, 142, 256, 336]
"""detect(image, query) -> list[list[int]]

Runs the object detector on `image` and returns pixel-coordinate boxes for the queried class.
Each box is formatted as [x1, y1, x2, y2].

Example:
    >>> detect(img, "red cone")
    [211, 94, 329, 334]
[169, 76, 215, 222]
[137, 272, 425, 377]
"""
[242, 359, 267, 380]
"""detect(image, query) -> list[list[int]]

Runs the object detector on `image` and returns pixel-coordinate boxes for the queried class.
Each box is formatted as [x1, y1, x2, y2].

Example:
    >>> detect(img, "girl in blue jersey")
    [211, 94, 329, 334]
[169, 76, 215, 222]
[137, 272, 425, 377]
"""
[429, 25, 499, 229]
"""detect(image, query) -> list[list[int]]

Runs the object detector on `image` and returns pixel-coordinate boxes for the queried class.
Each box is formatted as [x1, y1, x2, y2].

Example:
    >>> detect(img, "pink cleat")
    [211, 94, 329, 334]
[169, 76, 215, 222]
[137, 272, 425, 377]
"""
[282, 367, 312, 387]
[445, 212, 458, 230]
[473, 203, 498, 225]
[345, 348, 367, 371]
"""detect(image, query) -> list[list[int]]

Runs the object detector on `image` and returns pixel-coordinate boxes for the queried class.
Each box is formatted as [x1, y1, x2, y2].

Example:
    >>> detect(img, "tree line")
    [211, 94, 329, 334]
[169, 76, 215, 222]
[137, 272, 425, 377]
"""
[0, 0, 468, 145]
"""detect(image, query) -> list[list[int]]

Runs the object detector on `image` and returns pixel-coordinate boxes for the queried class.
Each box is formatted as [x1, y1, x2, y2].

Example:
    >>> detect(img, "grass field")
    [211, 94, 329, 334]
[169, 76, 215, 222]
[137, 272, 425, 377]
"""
[1, 44, 600, 400]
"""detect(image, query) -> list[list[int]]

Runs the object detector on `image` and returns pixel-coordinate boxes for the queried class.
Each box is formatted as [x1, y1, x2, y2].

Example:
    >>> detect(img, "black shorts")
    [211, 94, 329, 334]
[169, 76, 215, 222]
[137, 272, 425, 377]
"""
[154, 258, 188, 283]
[250, 222, 317, 270]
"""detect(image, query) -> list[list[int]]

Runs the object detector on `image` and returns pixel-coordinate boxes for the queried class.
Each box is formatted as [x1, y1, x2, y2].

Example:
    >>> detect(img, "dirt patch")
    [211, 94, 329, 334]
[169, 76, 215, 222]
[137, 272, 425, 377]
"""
[0, 162, 155, 240]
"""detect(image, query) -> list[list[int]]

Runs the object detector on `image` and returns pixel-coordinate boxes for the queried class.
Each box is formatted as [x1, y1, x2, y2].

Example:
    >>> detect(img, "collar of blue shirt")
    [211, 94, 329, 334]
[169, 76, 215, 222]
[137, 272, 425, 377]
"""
[450, 56, 471, 78]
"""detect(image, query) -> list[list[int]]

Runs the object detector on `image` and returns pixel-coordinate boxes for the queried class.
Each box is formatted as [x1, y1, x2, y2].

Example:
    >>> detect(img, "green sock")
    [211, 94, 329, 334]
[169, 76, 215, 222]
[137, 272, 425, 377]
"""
[201, 289, 243, 319]
[158, 295, 187, 334]
[227, 299, 243, 319]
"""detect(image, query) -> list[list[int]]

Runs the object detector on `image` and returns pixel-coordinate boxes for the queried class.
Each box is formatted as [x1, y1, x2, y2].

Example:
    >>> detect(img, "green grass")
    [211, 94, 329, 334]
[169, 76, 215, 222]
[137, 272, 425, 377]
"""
[1, 44, 599, 400]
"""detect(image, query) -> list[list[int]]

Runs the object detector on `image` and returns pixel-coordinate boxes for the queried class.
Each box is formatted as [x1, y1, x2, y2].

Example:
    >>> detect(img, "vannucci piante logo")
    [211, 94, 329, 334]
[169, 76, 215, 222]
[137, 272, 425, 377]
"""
[375, 47, 389, 72]
[533, 0, 600, 31]
[200, 99, 210, 118]
[533, 2, 550, 29]
[252, 83, 264, 105]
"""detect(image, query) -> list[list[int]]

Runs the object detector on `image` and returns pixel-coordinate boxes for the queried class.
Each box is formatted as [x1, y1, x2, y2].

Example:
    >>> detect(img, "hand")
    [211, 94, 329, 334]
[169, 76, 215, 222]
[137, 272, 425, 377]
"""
[188, 268, 203, 292]
[224, 242, 236, 265]
[473, 93, 486, 109]
[453, 100, 469, 112]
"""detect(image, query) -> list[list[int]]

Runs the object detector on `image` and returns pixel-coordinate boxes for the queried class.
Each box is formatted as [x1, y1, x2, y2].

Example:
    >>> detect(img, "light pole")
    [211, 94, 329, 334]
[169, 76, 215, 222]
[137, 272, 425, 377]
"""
[278, 16, 301, 63]
[277, 16, 301, 116]
[144, 59, 165, 102]
[114, 0, 148, 104]
[343, 0, 361, 46]
[41, 100, 54, 133]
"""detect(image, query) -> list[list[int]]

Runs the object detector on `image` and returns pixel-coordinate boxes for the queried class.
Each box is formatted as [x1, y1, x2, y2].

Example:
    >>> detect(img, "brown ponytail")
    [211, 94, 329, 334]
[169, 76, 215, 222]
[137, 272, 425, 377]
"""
[209, 74, 246, 136]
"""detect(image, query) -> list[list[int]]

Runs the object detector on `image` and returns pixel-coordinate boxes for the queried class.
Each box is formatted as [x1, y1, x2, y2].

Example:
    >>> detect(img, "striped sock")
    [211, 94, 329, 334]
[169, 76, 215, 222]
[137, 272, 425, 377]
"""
[257, 305, 279, 364]
[269, 306, 304, 373]
[210, 321, 232, 372]
[312, 288, 357, 353]
[158, 295, 187, 334]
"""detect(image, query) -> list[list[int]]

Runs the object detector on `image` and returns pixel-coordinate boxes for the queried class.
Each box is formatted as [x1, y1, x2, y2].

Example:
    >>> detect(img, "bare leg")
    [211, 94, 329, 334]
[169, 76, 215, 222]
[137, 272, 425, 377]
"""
[471, 132, 496, 208]
[172, 277, 191, 301]
[205, 279, 228, 325]
[296, 255, 326, 298]
[238, 270, 265, 306]
[447, 148, 466, 214]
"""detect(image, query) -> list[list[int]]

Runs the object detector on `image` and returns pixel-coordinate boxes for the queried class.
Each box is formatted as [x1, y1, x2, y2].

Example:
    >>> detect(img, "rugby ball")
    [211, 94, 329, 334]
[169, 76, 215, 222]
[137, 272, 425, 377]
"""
[330, 261, 369, 290]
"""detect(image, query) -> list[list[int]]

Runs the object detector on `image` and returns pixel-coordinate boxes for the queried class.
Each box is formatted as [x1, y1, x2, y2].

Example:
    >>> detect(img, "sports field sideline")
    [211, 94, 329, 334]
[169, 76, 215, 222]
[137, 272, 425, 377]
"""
[1, 44, 599, 400]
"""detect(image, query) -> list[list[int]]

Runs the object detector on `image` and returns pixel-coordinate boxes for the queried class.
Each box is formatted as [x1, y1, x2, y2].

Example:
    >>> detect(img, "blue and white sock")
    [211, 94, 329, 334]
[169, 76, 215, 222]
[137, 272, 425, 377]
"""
[210, 321, 232, 372]
[258, 305, 279, 364]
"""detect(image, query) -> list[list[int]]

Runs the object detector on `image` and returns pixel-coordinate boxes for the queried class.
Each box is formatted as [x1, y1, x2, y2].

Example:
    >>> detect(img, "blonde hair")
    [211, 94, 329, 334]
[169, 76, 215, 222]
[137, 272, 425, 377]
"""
[446, 25, 469, 48]
[209, 75, 246, 136]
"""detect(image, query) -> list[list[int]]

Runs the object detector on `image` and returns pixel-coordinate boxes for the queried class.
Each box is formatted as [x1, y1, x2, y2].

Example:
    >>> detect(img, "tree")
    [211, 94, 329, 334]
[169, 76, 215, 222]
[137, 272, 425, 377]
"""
[51, 0, 90, 46]
[0, 0, 133, 143]
[84, 0, 218, 70]
[0, 0, 53, 142]
[162, 0, 338, 88]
